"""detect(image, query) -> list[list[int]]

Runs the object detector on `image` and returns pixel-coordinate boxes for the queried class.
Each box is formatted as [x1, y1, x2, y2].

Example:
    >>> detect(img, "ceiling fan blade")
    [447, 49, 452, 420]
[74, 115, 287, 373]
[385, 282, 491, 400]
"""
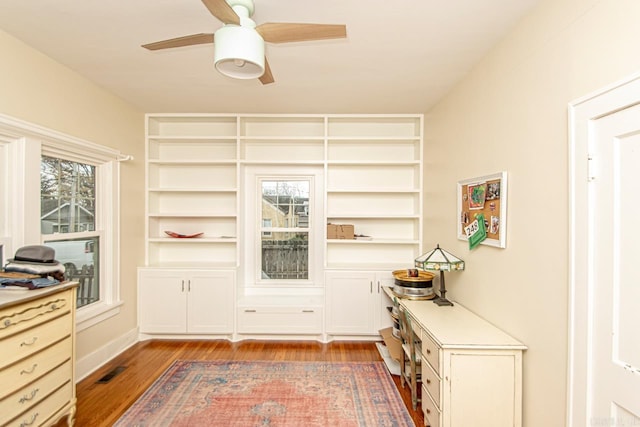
[142, 33, 214, 50]
[256, 23, 346, 43]
[259, 57, 275, 85]
[201, 0, 240, 25]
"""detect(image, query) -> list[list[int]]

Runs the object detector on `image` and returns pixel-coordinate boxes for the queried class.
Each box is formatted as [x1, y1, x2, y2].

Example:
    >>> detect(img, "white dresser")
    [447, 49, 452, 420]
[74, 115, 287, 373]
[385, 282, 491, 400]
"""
[0, 283, 77, 427]
[400, 298, 526, 427]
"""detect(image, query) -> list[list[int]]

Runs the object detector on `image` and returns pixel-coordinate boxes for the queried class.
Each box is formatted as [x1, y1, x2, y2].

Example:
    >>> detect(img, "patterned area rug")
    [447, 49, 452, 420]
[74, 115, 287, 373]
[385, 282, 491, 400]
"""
[114, 360, 414, 427]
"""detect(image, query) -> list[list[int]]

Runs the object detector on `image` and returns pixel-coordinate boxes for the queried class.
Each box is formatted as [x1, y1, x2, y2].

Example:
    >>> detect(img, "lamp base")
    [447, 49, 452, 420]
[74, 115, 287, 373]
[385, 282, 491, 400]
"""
[433, 296, 454, 306]
[433, 270, 454, 306]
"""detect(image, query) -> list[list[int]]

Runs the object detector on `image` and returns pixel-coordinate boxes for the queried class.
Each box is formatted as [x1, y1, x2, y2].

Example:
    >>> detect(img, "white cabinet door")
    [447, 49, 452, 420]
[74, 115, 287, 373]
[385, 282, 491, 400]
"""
[325, 271, 375, 334]
[187, 270, 235, 333]
[138, 268, 235, 335]
[138, 270, 187, 334]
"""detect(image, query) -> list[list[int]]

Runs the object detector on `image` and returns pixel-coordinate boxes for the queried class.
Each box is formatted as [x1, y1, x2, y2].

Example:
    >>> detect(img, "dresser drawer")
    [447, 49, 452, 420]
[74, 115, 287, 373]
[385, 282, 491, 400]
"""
[5, 380, 73, 427]
[422, 389, 441, 427]
[0, 289, 72, 339]
[0, 336, 72, 400]
[422, 357, 441, 407]
[421, 331, 441, 374]
[1, 314, 71, 367]
[0, 359, 72, 423]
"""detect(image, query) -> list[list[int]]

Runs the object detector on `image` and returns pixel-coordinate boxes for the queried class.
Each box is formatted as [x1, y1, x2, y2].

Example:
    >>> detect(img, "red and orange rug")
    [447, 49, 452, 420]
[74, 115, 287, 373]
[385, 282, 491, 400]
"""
[114, 360, 414, 426]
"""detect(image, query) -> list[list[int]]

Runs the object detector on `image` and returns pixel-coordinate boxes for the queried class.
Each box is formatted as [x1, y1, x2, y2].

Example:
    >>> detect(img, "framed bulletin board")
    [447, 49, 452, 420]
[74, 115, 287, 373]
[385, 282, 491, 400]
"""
[457, 171, 507, 248]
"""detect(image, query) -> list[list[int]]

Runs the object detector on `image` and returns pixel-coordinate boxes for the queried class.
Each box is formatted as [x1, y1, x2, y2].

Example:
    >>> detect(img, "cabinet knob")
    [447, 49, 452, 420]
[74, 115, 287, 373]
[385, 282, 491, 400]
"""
[426, 378, 431, 384]
[426, 408, 431, 414]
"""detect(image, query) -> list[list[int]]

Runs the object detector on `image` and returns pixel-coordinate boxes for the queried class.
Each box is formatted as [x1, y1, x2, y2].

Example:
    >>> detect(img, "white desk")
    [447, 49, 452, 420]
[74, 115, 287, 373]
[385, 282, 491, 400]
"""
[392, 291, 526, 427]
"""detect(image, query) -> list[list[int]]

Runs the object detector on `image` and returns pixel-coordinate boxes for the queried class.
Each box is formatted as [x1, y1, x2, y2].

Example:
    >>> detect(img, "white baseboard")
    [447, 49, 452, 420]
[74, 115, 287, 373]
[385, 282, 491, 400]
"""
[75, 327, 139, 382]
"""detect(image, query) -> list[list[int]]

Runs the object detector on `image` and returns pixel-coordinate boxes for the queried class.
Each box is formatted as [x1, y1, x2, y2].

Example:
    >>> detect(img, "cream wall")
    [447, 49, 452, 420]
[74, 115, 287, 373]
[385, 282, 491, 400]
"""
[0, 30, 145, 366]
[424, 0, 640, 425]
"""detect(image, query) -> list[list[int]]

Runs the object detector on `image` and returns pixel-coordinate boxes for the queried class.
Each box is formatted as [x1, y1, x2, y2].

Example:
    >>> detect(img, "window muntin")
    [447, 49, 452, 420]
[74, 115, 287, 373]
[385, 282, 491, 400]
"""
[260, 180, 310, 281]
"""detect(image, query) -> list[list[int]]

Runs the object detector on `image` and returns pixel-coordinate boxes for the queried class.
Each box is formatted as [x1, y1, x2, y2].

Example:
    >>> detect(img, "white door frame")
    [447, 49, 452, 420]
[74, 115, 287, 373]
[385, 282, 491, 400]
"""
[568, 72, 640, 427]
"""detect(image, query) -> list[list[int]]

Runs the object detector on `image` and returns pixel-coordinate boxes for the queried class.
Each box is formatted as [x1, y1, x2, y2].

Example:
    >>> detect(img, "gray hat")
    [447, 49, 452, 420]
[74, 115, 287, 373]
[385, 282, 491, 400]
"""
[9, 245, 58, 264]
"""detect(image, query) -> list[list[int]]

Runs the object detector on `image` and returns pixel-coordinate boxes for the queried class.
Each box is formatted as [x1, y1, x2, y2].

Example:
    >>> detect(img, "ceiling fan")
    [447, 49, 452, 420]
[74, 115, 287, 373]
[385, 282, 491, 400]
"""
[142, 0, 347, 85]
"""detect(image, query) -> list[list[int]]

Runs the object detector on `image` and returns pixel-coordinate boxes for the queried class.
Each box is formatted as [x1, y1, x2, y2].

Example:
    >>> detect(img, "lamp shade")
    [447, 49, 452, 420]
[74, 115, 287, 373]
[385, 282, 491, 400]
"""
[415, 244, 465, 272]
[214, 25, 265, 79]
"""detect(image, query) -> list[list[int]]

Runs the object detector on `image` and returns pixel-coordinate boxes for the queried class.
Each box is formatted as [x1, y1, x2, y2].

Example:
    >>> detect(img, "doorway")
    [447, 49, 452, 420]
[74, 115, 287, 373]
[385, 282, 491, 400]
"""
[568, 74, 640, 426]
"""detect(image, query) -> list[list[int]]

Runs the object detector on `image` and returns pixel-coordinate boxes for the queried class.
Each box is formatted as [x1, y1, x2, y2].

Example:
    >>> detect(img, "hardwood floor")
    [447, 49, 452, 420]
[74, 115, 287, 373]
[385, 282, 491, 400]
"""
[62, 339, 424, 426]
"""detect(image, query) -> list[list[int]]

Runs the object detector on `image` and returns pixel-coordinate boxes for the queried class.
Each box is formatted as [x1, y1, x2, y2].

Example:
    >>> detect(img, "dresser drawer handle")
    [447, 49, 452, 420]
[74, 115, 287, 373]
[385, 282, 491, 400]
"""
[19, 388, 39, 404]
[244, 309, 257, 313]
[20, 337, 38, 347]
[3, 319, 10, 327]
[20, 413, 39, 427]
[302, 310, 314, 313]
[20, 364, 38, 375]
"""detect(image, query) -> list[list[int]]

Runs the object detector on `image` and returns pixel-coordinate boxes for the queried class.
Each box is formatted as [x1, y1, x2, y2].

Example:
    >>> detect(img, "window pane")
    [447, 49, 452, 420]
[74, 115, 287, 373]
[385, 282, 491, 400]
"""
[261, 232, 308, 280]
[42, 155, 99, 309]
[261, 180, 309, 228]
[45, 237, 99, 308]
[41, 156, 96, 234]
[260, 179, 310, 281]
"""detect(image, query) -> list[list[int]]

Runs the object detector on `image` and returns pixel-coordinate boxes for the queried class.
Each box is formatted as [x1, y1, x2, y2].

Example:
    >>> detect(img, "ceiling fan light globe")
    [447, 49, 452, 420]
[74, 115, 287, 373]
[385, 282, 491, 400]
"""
[214, 25, 264, 79]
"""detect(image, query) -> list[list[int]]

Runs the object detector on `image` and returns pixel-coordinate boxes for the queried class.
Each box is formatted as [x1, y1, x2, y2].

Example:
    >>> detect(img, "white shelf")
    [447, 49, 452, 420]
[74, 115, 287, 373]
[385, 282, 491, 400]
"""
[148, 160, 236, 165]
[148, 188, 237, 193]
[149, 237, 237, 243]
[327, 238, 420, 245]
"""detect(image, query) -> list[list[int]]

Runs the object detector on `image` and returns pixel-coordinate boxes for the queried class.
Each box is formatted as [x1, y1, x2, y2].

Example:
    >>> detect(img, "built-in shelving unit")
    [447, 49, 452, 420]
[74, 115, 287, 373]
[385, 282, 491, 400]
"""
[142, 114, 422, 339]
[146, 115, 239, 268]
[325, 116, 422, 270]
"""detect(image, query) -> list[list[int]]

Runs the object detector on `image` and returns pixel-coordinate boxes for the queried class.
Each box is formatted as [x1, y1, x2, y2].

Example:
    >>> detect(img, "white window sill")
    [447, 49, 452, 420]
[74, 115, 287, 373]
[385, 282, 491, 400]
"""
[76, 300, 123, 332]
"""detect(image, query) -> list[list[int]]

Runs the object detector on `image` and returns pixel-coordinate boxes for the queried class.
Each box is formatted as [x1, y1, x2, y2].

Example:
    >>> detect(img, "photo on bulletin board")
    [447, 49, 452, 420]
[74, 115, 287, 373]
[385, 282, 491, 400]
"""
[457, 171, 507, 248]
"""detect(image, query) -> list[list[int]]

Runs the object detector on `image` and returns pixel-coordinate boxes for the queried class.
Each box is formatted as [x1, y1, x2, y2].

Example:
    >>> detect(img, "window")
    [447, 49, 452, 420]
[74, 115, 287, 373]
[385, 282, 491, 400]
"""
[260, 180, 310, 281]
[38, 144, 122, 330]
[0, 113, 125, 331]
[243, 165, 323, 288]
[41, 156, 100, 308]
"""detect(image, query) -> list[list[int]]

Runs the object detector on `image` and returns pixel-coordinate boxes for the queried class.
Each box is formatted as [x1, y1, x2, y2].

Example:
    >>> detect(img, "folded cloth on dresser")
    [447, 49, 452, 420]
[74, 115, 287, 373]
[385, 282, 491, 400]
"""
[0, 271, 60, 289]
[4, 261, 65, 275]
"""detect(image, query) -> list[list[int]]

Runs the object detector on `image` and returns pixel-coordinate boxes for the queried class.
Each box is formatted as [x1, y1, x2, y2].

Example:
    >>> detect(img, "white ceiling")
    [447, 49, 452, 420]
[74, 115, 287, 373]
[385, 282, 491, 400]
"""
[0, 0, 540, 114]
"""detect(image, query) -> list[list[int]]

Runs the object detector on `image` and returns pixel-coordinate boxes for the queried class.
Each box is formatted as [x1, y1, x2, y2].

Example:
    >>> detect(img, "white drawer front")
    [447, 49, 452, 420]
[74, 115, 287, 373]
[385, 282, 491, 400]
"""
[0, 314, 71, 367]
[5, 380, 73, 427]
[422, 356, 441, 408]
[422, 389, 441, 427]
[421, 331, 441, 375]
[0, 360, 71, 423]
[237, 307, 323, 333]
[0, 290, 72, 339]
[0, 337, 72, 400]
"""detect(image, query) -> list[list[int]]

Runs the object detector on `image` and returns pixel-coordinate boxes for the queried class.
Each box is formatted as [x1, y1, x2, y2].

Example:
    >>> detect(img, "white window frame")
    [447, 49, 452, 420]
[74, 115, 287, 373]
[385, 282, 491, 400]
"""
[242, 165, 324, 289]
[258, 177, 311, 284]
[0, 114, 126, 332]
